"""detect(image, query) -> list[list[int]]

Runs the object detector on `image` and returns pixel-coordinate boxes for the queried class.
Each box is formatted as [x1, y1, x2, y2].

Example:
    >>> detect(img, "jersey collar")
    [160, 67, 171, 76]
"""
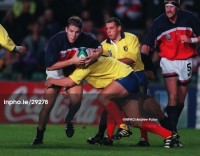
[106, 32, 125, 44]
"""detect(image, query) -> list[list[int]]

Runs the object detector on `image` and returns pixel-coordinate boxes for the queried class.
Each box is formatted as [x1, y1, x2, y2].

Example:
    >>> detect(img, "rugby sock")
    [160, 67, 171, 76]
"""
[107, 113, 116, 138]
[177, 103, 184, 120]
[176, 104, 184, 131]
[166, 106, 178, 132]
[65, 102, 81, 124]
[104, 101, 126, 128]
[141, 121, 171, 138]
[140, 128, 148, 141]
[159, 116, 170, 130]
[98, 109, 107, 137]
[36, 127, 45, 141]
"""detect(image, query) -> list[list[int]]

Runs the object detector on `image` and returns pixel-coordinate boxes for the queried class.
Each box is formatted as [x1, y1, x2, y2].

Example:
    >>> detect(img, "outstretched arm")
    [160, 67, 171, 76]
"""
[0, 24, 26, 53]
[45, 77, 77, 88]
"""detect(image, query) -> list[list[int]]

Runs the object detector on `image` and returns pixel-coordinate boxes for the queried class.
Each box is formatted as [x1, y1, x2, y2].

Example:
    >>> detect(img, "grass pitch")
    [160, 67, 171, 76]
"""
[0, 124, 200, 156]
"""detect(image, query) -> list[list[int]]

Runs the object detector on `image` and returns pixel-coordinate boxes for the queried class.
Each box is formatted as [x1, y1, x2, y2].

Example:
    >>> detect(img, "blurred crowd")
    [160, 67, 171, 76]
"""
[0, 0, 200, 83]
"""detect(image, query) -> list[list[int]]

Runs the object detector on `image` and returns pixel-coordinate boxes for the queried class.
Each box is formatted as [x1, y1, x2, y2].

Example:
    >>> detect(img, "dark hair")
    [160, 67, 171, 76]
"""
[67, 16, 83, 29]
[105, 17, 121, 26]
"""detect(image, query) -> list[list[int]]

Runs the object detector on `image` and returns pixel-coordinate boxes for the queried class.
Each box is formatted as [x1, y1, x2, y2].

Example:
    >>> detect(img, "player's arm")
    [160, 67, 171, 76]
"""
[141, 44, 155, 80]
[46, 66, 91, 88]
[0, 24, 26, 53]
[45, 77, 76, 88]
[118, 58, 134, 65]
[47, 55, 86, 70]
[119, 35, 140, 65]
[180, 35, 200, 44]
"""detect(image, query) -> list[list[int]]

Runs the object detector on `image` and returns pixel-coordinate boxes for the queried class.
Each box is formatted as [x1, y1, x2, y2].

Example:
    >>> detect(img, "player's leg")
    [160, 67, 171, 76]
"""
[176, 83, 188, 128]
[123, 99, 181, 148]
[87, 109, 107, 144]
[164, 76, 179, 132]
[160, 58, 179, 132]
[134, 97, 150, 146]
[143, 96, 169, 129]
[175, 59, 192, 132]
[32, 86, 60, 145]
[97, 80, 132, 139]
[65, 84, 83, 137]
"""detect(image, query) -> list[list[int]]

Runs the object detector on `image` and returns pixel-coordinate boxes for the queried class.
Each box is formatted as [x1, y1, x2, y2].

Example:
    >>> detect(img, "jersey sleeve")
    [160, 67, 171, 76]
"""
[45, 39, 60, 68]
[124, 35, 140, 62]
[101, 41, 109, 56]
[86, 34, 101, 48]
[143, 22, 158, 48]
[192, 15, 200, 36]
[69, 67, 91, 85]
[0, 24, 15, 51]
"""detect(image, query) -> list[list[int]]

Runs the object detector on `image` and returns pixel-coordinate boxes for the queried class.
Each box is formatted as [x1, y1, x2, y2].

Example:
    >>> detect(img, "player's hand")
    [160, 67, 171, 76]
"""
[45, 78, 53, 88]
[180, 35, 191, 43]
[61, 87, 69, 98]
[84, 48, 99, 66]
[71, 54, 86, 65]
[16, 46, 27, 53]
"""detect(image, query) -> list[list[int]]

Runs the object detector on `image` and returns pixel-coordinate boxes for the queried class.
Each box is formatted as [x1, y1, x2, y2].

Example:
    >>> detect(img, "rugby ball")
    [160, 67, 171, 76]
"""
[77, 47, 90, 58]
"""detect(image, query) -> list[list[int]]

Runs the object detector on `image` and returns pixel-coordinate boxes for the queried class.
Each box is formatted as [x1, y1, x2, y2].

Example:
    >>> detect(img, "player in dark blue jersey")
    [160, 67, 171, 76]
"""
[32, 16, 102, 145]
[141, 0, 200, 146]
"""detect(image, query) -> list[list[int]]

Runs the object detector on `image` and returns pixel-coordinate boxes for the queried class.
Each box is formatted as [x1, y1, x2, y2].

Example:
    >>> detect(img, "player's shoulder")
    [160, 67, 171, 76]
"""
[49, 31, 66, 42]
[124, 32, 138, 40]
[80, 32, 96, 40]
[153, 13, 166, 25]
[101, 39, 108, 45]
[179, 9, 195, 18]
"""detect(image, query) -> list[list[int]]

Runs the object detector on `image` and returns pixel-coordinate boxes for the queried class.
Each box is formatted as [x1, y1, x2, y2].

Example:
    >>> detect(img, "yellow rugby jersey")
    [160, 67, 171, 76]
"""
[69, 56, 133, 88]
[0, 24, 15, 51]
[102, 32, 144, 72]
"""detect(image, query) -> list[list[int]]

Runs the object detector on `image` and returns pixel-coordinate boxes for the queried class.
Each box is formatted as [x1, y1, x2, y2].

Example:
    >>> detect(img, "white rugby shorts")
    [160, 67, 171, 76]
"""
[46, 69, 65, 79]
[160, 57, 192, 83]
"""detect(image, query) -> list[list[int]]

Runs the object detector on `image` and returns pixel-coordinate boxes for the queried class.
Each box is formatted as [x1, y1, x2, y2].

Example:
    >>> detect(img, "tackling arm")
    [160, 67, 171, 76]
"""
[118, 58, 134, 65]
[45, 77, 77, 88]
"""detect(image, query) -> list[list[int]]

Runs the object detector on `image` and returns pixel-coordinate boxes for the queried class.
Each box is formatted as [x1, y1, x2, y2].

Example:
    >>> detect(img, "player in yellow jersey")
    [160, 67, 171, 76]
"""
[0, 24, 26, 53]
[45, 55, 181, 148]
[87, 17, 169, 146]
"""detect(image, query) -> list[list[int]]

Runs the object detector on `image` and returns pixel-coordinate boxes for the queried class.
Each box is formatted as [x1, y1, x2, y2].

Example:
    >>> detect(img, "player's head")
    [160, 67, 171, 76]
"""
[164, 0, 180, 7]
[105, 17, 122, 41]
[65, 16, 83, 43]
[164, 0, 180, 20]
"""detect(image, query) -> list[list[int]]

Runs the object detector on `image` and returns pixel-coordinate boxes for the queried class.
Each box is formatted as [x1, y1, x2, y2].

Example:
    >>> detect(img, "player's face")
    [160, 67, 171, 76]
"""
[66, 25, 81, 43]
[105, 22, 121, 40]
[165, 5, 178, 20]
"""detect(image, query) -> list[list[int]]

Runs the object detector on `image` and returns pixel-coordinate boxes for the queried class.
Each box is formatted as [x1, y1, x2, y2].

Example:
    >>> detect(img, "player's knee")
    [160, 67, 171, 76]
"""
[97, 94, 108, 106]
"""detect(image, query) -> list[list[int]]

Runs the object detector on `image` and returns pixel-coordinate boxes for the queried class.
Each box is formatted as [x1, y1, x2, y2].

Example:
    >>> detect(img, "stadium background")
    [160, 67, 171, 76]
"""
[0, 0, 200, 129]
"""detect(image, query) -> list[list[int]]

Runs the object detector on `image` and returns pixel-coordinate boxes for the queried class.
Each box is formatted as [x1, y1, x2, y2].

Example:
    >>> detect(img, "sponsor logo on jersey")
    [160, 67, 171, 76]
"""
[124, 46, 128, 51]
[165, 34, 171, 41]
[108, 50, 112, 57]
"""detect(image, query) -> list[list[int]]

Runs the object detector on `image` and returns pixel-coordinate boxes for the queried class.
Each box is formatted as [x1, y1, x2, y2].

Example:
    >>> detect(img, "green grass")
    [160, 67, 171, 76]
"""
[0, 124, 200, 156]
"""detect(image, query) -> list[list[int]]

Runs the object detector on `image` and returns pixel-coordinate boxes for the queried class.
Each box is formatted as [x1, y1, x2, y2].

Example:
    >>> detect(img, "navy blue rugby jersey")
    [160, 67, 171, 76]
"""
[45, 31, 101, 68]
[143, 9, 200, 60]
